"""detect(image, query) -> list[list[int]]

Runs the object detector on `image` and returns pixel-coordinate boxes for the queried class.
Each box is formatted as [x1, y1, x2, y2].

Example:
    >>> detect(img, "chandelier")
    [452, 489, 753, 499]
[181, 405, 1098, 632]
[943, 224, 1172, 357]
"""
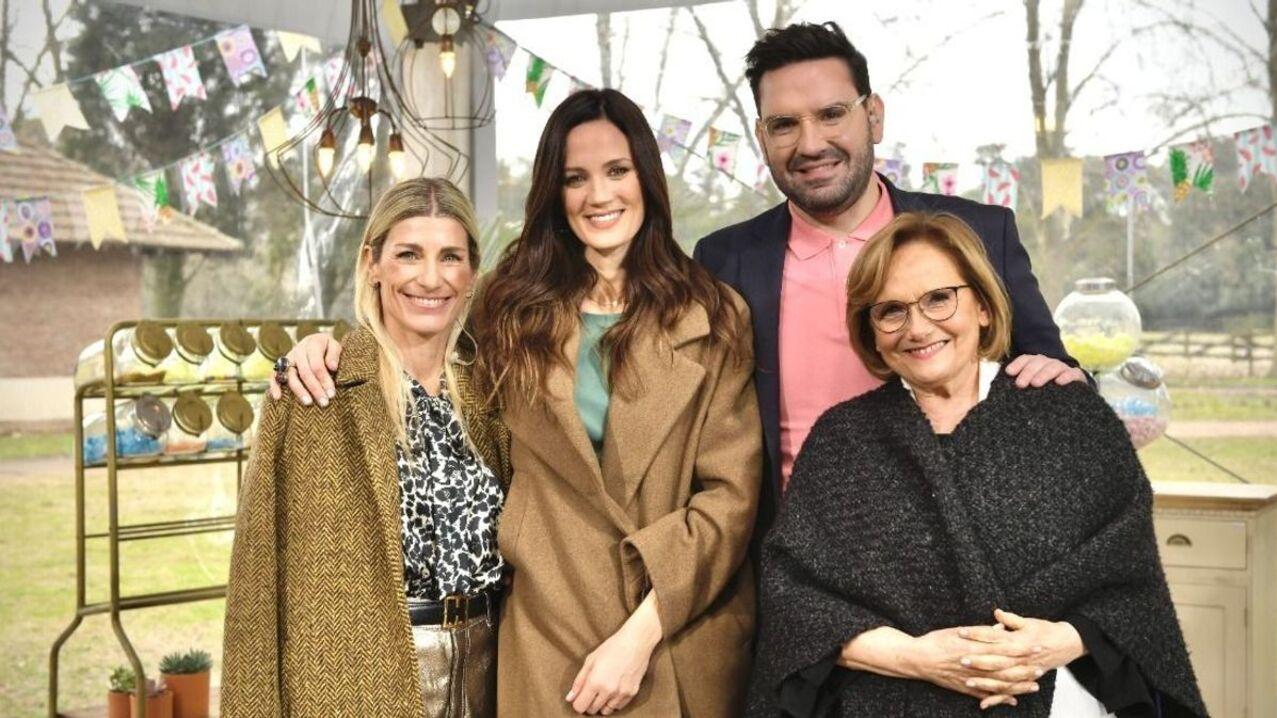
[265, 0, 495, 219]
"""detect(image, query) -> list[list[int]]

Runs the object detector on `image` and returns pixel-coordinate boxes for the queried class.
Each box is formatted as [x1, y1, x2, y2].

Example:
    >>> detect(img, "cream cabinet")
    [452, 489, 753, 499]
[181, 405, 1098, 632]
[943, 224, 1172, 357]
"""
[1152, 481, 1277, 718]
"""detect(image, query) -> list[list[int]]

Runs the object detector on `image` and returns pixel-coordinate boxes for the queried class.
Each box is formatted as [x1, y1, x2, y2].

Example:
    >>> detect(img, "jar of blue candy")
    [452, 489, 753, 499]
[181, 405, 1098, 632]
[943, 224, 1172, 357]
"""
[82, 395, 172, 465]
[1098, 357, 1171, 449]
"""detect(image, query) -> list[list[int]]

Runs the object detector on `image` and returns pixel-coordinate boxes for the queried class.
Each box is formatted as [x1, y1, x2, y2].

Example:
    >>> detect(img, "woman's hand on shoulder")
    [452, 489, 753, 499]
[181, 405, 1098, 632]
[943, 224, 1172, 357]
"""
[268, 332, 343, 406]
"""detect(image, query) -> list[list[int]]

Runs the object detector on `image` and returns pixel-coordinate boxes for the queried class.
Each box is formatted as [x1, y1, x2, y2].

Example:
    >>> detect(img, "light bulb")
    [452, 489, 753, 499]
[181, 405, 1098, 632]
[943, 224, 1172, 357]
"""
[357, 124, 375, 172]
[440, 46, 457, 79]
[317, 128, 336, 176]
[388, 133, 406, 179]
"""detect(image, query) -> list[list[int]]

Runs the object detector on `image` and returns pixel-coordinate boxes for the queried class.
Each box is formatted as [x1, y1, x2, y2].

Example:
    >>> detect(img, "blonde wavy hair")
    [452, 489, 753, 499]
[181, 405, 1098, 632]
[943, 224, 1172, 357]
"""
[352, 177, 481, 444]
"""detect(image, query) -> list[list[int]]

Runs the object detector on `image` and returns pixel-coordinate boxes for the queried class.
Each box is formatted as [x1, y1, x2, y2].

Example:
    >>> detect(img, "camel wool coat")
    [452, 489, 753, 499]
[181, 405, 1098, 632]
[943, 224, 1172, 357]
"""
[496, 295, 763, 717]
[220, 327, 510, 718]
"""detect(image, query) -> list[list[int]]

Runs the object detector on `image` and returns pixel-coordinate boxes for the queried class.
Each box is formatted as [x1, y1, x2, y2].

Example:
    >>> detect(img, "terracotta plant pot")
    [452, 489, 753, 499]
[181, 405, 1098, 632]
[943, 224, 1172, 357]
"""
[107, 691, 130, 718]
[161, 671, 210, 718]
[133, 688, 173, 718]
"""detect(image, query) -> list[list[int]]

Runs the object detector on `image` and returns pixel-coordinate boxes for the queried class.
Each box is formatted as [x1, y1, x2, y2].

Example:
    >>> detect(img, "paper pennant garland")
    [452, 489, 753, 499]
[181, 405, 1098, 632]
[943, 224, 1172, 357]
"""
[982, 161, 1020, 209]
[657, 115, 692, 162]
[481, 28, 517, 81]
[1040, 157, 1083, 219]
[323, 56, 349, 99]
[12, 198, 55, 262]
[526, 56, 555, 108]
[1104, 151, 1151, 215]
[156, 45, 207, 110]
[292, 76, 323, 120]
[276, 31, 321, 62]
[180, 152, 218, 213]
[1235, 124, 1277, 192]
[132, 171, 171, 230]
[95, 66, 152, 122]
[1169, 140, 1214, 201]
[569, 78, 592, 95]
[257, 106, 290, 165]
[0, 202, 11, 263]
[921, 162, 959, 196]
[221, 135, 257, 195]
[874, 157, 908, 188]
[32, 83, 90, 140]
[216, 25, 268, 87]
[754, 163, 772, 193]
[707, 128, 741, 174]
[82, 185, 127, 249]
[381, 0, 410, 45]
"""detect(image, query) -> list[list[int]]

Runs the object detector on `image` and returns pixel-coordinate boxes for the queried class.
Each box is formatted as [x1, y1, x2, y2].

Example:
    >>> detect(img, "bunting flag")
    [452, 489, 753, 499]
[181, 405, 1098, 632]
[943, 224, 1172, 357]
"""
[1104, 151, 1151, 215]
[1040, 157, 1083, 219]
[257, 106, 290, 165]
[180, 152, 218, 213]
[873, 157, 908, 188]
[708, 128, 741, 174]
[381, 0, 410, 45]
[32, 83, 90, 140]
[0, 202, 11, 264]
[755, 163, 772, 193]
[132, 171, 171, 230]
[1169, 140, 1215, 201]
[95, 66, 152, 122]
[276, 31, 321, 62]
[982, 161, 1020, 208]
[0, 104, 16, 151]
[221, 135, 257, 194]
[323, 56, 350, 100]
[82, 185, 127, 248]
[569, 78, 592, 95]
[156, 45, 207, 110]
[526, 56, 555, 108]
[12, 198, 55, 262]
[216, 25, 268, 86]
[292, 76, 323, 120]
[657, 115, 692, 162]
[921, 162, 959, 196]
[1235, 124, 1277, 192]
[481, 28, 517, 80]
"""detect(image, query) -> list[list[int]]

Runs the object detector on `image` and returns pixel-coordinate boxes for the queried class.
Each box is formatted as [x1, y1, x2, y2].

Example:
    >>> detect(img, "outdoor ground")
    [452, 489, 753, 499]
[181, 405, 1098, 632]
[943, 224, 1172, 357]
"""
[1, 380, 1274, 717]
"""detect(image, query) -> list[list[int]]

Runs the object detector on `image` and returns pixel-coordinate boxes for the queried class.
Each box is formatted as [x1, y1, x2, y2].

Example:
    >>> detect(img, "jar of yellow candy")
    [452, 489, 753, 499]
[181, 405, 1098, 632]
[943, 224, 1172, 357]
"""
[1054, 278, 1141, 372]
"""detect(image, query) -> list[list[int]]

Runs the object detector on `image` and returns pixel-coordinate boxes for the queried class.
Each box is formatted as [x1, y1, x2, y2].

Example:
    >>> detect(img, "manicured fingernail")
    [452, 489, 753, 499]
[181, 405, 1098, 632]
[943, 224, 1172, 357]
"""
[318, 396, 328, 408]
[301, 396, 312, 406]
[565, 691, 575, 701]
[1031, 684, 1040, 692]
[1034, 668, 1044, 677]
[327, 388, 336, 399]
[960, 657, 971, 666]
[965, 679, 975, 688]
[1009, 699, 1018, 706]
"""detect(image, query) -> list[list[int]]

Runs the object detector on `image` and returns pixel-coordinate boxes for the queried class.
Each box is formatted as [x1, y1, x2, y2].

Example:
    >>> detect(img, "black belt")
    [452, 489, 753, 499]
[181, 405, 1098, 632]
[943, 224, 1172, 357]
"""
[408, 587, 501, 628]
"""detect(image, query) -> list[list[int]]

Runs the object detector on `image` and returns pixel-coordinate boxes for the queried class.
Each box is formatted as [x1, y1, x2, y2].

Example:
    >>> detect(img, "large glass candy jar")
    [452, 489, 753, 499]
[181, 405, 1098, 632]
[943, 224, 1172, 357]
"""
[206, 391, 255, 452]
[1099, 357, 1171, 450]
[241, 322, 295, 382]
[73, 321, 173, 388]
[159, 323, 214, 385]
[82, 394, 172, 464]
[165, 392, 212, 455]
[1054, 278, 1142, 372]
[199, 322, 257, 382]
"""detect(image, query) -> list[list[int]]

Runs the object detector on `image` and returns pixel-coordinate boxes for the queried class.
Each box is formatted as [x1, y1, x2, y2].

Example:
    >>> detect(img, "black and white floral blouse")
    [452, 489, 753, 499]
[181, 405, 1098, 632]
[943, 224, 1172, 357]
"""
[396, 377, 505, 600]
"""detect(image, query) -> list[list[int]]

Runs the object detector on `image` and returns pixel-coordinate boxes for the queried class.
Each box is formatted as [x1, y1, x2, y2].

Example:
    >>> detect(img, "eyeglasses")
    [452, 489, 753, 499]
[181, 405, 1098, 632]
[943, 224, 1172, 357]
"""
[760, 95, 869, 149]
[867, 285, 970, 333]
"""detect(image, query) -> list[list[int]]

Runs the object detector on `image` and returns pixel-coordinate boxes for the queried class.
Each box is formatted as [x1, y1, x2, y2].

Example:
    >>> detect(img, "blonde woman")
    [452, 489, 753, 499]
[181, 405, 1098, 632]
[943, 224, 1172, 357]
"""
[221, 178, 510, 718]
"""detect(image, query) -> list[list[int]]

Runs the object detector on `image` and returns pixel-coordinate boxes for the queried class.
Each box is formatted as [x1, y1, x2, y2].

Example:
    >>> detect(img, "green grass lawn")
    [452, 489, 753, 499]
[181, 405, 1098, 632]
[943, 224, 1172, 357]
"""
[1169, 387, 1277, 422]
[0, 432, 73, 461]
[1140, 436, 1277, 484]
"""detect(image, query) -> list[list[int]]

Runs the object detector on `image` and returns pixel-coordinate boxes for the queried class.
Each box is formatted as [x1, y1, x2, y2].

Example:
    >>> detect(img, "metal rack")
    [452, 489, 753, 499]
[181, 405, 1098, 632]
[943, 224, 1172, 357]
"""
[47, 318, 339, 718]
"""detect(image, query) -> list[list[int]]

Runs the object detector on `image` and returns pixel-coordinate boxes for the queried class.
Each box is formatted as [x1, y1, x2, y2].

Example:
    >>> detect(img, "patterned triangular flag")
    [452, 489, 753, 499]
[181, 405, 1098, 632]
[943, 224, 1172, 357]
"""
[569, 78, 592, 95]
[180, 152, 218, 213]
[982, 161, 1020, 208]
[12, 197, 55, 262]
[155, 45, 207, 110]
[292, 76, 323, 121]
[0, 104, 16, 151]
[1235, 124, 1277, 192]
[921, 162, 959, 196]
[221, 135, 257, 194]
[754, 163, 772, 193]
[132, 171, 171, 230]
[257, 106, 290, 166]
[276, 31, 321, 62]
[707, 128, 741, 174]
[874, 157, 908, 188]
[82, 185, 127, 249]
[1104, 151, 1151, 215]
[95, 65, 153, 122]
[657, 115, 691, 163]
[1169, 140, 1214, 201]
[1040, 157, 1083, 219]
[323, 55, 351, 100]
[216, 25, 268, 86]
[0, 202, 12, 263]
[526, 56, 555, 108]
[32, 83, 89, 140]
[481, 28, 517, 80]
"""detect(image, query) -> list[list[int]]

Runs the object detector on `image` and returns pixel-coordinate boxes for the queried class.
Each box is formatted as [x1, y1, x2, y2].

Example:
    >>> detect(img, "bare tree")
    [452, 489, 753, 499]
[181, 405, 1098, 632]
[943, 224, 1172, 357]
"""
[8, 0, 78, 121]
[596, 12, 612, 88]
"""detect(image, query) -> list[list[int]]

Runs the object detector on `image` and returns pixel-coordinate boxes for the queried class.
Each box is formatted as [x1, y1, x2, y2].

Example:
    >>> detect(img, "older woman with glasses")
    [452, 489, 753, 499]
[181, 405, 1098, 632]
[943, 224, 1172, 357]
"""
[747, 212, 1207, 718]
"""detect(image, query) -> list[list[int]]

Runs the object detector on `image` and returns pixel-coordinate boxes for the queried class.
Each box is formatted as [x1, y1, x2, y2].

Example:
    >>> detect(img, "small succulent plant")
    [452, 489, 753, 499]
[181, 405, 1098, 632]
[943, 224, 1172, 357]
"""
[109, 666, 135, 693]
[159, 648, 213, 674]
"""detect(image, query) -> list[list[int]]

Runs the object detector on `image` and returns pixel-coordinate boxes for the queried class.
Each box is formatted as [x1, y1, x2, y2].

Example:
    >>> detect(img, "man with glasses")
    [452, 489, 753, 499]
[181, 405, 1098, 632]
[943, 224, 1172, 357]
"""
[693, 21, 1085, 535]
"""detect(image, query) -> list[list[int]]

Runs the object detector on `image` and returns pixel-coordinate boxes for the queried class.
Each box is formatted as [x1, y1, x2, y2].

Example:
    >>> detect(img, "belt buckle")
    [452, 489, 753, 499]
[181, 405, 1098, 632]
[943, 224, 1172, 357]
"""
[442, 594, 467, 628]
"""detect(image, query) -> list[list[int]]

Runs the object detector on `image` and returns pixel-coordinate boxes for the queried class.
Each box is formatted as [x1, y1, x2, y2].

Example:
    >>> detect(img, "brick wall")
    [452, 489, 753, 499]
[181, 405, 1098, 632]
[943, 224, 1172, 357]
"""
[0, 244, 143, 378]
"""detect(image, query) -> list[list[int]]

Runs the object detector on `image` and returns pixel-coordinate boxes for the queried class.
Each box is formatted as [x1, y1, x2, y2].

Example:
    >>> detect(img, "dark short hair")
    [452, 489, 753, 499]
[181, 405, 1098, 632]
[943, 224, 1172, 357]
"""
[745, 21, 872, 110]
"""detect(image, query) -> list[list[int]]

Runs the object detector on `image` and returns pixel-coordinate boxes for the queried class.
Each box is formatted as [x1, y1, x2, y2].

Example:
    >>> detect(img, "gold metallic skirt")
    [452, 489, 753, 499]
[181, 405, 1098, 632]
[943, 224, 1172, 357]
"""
[411, 613, 497, 718]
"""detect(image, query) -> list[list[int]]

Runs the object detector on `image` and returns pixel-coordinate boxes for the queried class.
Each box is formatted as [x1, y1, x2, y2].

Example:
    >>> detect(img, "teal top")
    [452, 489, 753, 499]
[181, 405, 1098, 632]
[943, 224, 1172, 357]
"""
[574, 312, 622, 454]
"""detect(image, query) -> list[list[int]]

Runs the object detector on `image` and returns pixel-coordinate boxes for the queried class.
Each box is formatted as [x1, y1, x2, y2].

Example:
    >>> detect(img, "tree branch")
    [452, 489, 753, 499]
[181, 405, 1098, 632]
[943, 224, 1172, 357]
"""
[689, 6, 760, 159]
[886, 9, 1006, 94]
[652, 7, 677, 113]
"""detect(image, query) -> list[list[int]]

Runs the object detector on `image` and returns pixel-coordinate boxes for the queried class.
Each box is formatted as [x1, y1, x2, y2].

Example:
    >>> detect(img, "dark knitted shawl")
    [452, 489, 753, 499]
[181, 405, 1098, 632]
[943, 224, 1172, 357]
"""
[747, 373, 1207, 718]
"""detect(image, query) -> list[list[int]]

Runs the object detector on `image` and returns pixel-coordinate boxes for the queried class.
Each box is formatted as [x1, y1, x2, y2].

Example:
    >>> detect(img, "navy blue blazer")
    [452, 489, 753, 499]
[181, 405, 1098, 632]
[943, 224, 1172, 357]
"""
[693, 174, 1075, 535]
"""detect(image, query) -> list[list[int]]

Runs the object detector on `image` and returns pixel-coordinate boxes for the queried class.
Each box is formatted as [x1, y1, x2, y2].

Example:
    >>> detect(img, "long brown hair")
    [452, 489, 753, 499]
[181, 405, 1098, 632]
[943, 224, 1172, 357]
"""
[473, 89, 745, 403]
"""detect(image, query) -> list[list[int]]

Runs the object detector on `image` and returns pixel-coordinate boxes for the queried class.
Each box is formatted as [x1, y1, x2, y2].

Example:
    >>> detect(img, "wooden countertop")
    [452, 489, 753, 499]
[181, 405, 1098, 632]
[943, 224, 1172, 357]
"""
[1153, 481, 1277, 512]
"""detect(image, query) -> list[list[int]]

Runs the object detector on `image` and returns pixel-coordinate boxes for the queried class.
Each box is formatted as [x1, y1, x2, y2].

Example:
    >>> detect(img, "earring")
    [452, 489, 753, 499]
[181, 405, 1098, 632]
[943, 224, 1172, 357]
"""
[465, 289, 474, 299]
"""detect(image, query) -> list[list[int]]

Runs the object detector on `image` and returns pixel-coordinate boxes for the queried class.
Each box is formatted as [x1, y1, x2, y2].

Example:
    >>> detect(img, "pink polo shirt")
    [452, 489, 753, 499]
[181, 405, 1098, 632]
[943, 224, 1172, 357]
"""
[778, 176, 894, 491]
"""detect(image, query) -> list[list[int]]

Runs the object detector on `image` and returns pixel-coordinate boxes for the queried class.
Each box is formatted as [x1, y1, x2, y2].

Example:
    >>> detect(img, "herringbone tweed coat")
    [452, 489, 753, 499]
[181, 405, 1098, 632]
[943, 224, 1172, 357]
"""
[221, 327, 510, 718]
[496, 294, 762, 717]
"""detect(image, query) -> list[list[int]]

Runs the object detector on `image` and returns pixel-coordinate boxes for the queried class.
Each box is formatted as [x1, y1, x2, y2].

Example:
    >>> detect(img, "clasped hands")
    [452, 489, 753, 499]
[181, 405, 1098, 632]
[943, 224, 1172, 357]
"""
[843, 608, 1085, 711]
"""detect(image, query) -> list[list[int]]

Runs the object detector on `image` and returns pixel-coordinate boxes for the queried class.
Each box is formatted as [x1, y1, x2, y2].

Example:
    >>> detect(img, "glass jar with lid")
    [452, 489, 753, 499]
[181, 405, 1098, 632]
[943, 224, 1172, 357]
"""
[1053, 278, 1142, 372]
[241, 322, 296, 382]
[199, 321, 258, 382]
[1099, 357, 1171, 450]
[164, 391, 212, 455]
[82, 394, 172, 464]
[73, 321, 173, 388]
[206, 391, 255, 452]
[159, 323, 214, 385]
